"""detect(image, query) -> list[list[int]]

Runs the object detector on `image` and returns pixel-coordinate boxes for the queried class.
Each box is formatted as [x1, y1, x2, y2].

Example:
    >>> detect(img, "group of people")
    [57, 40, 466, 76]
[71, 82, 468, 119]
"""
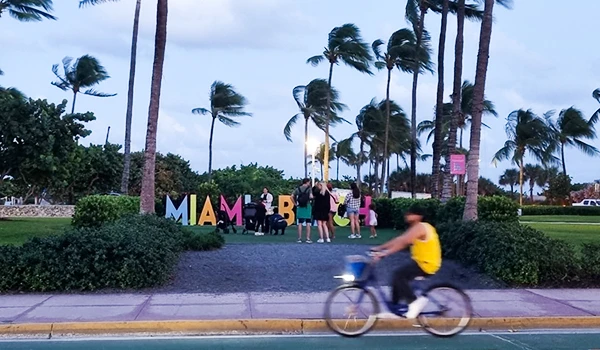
[245, 187, 288, 235]
[292, 179, 378, 244]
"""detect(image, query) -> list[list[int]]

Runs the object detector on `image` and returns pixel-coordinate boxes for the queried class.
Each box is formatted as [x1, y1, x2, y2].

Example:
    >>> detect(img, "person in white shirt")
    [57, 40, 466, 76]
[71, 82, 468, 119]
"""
[369, 203, 378, 238]
[260, 187, 273, 210]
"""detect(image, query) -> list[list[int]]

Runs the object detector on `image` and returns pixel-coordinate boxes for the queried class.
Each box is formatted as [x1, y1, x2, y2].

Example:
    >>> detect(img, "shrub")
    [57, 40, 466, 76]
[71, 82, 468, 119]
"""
[521, 205, 600, 216]
[437, 221, 582, 286]
[371, 198, 394, 228]
[72, 195, 140, 228]
[182, 230, 225, 251]
[580, 243, 600, 282]
[437, 196, 466, 223]
[477, 196, 519, 222]
[1, 215, 186, 292]
[391, 198, 441, 230]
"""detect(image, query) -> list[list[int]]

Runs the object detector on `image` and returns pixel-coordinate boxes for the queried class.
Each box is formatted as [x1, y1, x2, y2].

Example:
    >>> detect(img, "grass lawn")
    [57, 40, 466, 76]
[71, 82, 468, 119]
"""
[523, 222, 600, 246]
[0, 218, 71, 245]
[520, 215, 600, 223]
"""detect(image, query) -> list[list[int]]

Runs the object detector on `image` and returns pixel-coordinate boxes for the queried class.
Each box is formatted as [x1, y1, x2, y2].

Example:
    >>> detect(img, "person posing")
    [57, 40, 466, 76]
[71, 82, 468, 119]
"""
[293, 178, 313, 243]
[254, 198, 267, 235]
[371, 203, 442, 319]
[269, 207, 288, 235]
[326, 183, 339, 239]
[369, 203, 378, 238]
[260, 187, 274, 210]
[344, 182, 362, 239]
[312, 181, 331, 243]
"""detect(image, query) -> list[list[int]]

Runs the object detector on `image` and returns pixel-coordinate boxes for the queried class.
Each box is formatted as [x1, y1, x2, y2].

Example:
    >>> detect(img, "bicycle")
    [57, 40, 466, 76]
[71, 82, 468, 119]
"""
[323, 251, 473, 338]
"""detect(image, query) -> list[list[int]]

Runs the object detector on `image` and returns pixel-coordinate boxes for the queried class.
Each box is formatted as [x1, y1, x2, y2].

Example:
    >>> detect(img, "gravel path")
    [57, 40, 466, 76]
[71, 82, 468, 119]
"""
[153, 243, 504, 293]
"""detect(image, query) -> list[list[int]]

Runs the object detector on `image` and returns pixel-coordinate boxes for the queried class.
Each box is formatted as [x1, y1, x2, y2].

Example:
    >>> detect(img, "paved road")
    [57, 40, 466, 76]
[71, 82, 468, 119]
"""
[2, 331, 600, 350]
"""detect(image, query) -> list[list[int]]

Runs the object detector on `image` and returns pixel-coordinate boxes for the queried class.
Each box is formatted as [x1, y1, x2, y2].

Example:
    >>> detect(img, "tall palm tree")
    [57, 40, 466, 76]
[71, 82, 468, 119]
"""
[307, 23, 373, 182]
[140, 0, 167, 214]
[524, 163, 543, 202]
[372, 28, 433, 197]
[192, 81, 251, 181]
[284, 79, 347, 178]
[536, 165, 559, 192]
[0, 0, 55, 21]
[463, 0, 512, 221]
[492, 109, 554, 206]
[79, 0, 143, 195]
[547, 107, 599, 175]
[51, 55, 116, 113]
[498, 168, 519, 199]
[333, 139, 352, 181]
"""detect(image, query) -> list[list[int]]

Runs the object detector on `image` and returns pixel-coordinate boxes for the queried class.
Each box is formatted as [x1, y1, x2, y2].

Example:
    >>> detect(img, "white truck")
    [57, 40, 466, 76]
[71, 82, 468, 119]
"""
[572, 199, 600, 206]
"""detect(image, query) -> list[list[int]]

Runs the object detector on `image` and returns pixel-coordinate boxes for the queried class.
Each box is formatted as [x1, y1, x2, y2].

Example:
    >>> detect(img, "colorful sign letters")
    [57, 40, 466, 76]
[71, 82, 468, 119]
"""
[165, 193, 372, 227]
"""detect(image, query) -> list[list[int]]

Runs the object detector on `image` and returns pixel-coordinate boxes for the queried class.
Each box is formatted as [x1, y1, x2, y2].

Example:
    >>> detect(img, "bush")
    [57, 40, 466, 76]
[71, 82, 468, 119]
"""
[392, 198, 440, 230]
[580, 243, 600, 282]
[182, 230, 225, 251]
[371, 198, 394, 228]
[1, 215, 186, 292]
[521, 205, 600, 216]
[437, 196, 465, 223]
[72, 195, 140, 228]
[478, 196, 519, 222]
[438, 221, 592, 287]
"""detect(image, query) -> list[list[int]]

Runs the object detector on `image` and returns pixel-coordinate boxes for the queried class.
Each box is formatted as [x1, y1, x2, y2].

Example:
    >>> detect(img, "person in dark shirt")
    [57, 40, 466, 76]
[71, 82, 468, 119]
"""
[255, 199, 267, 234]
[269, 207, 288, 235]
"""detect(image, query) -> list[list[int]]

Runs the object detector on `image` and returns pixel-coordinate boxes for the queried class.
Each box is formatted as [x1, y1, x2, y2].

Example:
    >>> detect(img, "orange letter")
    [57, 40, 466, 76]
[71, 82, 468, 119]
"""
[278, 195, 295, 226]
[198, 196, 216, 226]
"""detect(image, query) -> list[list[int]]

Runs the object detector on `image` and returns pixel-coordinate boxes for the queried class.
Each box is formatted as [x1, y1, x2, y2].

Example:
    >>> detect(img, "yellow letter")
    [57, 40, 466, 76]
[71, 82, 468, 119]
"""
[278, 195, 296, 226]
[190, 194, 197, 226]
[333, 194, 350, 227]
[198, 196, 216, 226]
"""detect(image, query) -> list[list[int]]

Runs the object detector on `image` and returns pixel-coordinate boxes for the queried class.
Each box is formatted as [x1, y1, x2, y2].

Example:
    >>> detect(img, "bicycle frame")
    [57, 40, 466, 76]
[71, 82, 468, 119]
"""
[336, 258, 445, 317]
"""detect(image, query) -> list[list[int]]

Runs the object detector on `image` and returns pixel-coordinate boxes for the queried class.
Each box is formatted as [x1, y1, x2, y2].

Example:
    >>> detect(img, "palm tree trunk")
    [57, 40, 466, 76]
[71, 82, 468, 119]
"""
[561, 142, 567, 175]
[71, 91, 77, 114]
[120, 0, 142, 194]
[381, 68, 392, 197]
[530, 182, 534, 202]
[336, 156, 340, 181]
[374, 160, 380, 196]
[433, 0, 449, 200]
[140, 0, 168, 214]
[304, 117, 309, 179]
[441, 0, 463, 202]
[208, 116, 216, 181]
[519, 161, 524, 206]
[387, 157, 391, 197]
[357, 140, 364, 187]
[323, 62, 334, 182]
[463, 0, 494, 221]
[459, 128, 464, 148]
[410, 9, 427, 199]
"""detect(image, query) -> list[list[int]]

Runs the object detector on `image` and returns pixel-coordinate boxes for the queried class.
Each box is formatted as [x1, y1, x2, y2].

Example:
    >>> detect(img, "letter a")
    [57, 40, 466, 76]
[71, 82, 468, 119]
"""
[198, 196, 216, 226]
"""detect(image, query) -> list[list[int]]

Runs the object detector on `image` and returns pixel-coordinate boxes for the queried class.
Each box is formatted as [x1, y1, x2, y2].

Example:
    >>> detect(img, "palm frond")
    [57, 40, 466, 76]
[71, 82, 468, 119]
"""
[283, 114, 301, 142]
[218, 115, 241, 127]
[593, 89, 600, 103]
[292, 85, 307, 109]
[83, 88, 117, 97]
[79, 0, 119, 8]
[8, 2, 56, 21]
[192, 107, 210, 115]
[372, 39, 385, 60]
[572, 138, 600, 157]
[306, 55, 325, 67]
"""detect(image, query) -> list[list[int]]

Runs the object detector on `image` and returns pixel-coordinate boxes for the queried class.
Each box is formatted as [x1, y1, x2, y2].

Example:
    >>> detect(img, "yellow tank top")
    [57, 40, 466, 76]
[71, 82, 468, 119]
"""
[410, 222, 442, 274]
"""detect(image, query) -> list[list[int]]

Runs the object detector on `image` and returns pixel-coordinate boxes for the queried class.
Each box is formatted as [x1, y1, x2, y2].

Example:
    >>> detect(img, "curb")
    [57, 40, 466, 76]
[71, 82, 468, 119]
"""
[1, 317, 599, 336]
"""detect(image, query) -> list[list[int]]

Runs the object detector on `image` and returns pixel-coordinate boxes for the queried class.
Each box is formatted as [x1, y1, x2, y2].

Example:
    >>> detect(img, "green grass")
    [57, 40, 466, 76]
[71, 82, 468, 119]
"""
[520, 215, 600, 223]
[523, 222, 600, 246]
[0, 218, 71, 245]
[185, 225, 400, 245]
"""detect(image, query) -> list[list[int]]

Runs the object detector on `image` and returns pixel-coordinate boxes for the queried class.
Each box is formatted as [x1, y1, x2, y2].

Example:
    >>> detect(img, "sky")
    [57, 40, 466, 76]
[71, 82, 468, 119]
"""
[1, 0, 599, 191]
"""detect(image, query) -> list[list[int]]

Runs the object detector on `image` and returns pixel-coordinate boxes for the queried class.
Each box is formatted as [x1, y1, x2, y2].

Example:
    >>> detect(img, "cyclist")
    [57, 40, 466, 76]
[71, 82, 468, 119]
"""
[371, 203, 441, 319]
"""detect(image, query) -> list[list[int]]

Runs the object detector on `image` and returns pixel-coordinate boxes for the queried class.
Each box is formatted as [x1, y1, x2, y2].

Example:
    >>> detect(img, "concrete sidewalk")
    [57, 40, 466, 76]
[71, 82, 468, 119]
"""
[1, 289, 599, 335]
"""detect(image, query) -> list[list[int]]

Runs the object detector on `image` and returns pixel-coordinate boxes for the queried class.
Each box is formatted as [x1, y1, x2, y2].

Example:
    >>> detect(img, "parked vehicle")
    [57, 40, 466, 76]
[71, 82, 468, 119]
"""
[572, 199, 600, 206]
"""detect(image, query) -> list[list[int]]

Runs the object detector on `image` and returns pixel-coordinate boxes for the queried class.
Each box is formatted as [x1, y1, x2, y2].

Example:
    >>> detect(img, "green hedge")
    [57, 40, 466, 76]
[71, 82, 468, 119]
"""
[72, 195, 140, 228]
[1, 215, 186, 292]
[182, 230, 225, 251]
[372, 196, 518, 229]
[521, 205, 600, 216]
[438, 221, 600, 287]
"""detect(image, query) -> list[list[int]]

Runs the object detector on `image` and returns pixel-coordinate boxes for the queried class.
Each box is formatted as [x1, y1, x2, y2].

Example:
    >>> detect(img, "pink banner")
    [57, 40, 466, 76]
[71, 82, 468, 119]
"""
[450, 154, 466, 175]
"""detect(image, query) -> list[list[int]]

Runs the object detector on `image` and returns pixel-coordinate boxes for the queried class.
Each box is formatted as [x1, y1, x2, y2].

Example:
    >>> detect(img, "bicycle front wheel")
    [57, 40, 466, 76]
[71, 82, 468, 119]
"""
[324, 284, 380, 337]
[417, 283, 473, 337]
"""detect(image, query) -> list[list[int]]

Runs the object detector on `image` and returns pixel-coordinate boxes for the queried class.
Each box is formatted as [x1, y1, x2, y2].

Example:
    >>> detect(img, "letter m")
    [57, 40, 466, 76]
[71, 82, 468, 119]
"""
[165, 195, 188, 225]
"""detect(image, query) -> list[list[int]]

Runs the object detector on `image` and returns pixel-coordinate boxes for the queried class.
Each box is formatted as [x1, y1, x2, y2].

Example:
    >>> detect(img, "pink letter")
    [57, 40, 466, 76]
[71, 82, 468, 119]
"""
[220, 195, 242, 226]
[360, 196, 372, 226]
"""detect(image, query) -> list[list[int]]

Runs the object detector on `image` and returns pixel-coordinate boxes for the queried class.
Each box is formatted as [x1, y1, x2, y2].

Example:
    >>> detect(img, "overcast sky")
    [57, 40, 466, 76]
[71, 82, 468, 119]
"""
[1, 0, 599, 188]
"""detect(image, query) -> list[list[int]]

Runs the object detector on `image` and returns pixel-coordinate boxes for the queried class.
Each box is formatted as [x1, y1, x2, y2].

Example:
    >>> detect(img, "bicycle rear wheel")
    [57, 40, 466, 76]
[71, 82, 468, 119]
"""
[417, 283, 472, 337]
[324, 285, 380, 337]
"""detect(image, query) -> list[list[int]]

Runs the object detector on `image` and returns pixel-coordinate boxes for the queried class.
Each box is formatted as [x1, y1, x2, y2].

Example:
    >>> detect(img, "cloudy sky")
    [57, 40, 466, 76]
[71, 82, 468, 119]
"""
[1, 0, 599, 188]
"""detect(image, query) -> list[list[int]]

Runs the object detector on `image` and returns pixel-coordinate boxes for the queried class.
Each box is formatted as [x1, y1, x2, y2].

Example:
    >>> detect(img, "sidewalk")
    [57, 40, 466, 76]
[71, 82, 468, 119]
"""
[1, 289, 599, 335]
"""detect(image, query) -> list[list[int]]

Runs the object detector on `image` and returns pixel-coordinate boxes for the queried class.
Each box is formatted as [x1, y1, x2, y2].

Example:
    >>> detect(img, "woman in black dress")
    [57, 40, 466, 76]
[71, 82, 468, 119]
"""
[312, 181, 331, 243]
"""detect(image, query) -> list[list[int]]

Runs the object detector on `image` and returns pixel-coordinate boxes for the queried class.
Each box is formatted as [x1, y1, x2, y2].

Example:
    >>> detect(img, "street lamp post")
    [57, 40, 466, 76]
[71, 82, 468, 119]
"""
[306, 138, 319, 186]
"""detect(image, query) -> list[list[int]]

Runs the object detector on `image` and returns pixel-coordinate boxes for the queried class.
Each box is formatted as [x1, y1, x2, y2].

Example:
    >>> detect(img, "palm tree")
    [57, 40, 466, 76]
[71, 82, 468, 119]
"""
[284, 79, 347, 178]
[524, 163, 543, 202]
[307, 23, 373, 182]
[192, 81, 251, 181]
[333, 139, 352, 181]
[547, 107, 599, 175]
[594, 89, 600, 119]
[499, 168, 519, 199]
[51, 55, 116, 114]
[372, 28, 433, 197]
[492, 109, 554, 206]
[308, 143, 334, 180]
[79, 0, 143, 195]
[140, 0, 167, 214]
[536, 165, 559, 192]
[463, 0, 512, 221]
[0, 0, 55, 21]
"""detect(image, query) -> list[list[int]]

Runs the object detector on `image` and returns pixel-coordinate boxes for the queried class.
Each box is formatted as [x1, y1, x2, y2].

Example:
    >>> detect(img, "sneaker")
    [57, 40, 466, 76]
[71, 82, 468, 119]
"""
[376, 312, 401, 319]
[404, 296, 429, 319]
[356, 234, 362, 239]
[369, 235, 375, 239]
[326, 238, 331, 243]
[317, 239, 324, 243]
[348, 234, 356, 239]
[297, 239, 302, 243]
[306, 239, 313, 244]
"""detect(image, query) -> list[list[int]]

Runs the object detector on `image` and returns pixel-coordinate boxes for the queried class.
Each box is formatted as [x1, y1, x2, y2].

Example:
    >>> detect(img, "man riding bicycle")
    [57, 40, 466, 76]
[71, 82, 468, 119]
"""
[371, 203, 441, 319]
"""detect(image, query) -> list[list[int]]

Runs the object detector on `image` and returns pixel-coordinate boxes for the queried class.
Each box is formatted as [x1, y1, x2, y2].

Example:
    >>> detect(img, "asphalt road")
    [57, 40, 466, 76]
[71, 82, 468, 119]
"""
[2, 331, 600, 350]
